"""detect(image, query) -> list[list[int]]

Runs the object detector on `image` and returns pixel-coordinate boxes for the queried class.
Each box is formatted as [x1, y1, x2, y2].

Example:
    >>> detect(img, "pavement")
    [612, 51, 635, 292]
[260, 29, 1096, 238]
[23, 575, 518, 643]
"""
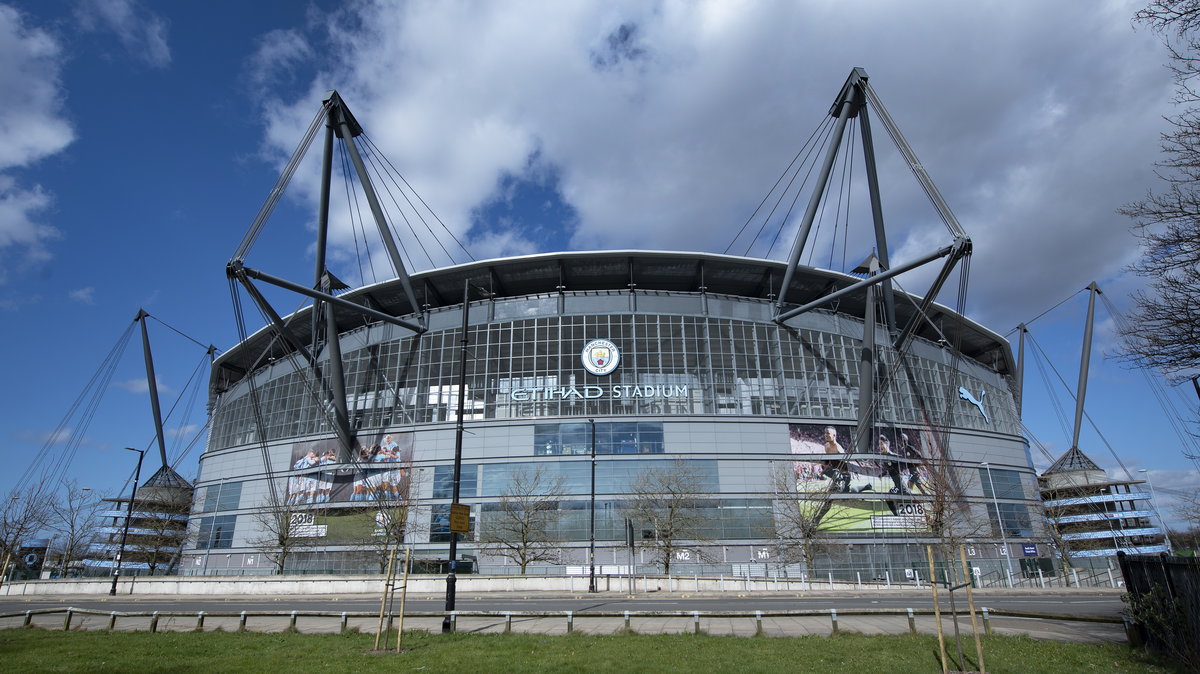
[0, 589, 1129, 644]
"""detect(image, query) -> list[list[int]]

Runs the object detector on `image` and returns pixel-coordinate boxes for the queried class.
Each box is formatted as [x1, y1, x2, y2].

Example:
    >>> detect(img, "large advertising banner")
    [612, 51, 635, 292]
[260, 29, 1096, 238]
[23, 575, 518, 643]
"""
[787, 423, 933, 532]
[286, 432, 414, 505]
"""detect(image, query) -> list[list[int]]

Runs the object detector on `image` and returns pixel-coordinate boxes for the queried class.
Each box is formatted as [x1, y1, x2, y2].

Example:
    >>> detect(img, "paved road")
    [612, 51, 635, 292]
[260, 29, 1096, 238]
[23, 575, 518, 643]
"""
[0, 591, 1124, 617]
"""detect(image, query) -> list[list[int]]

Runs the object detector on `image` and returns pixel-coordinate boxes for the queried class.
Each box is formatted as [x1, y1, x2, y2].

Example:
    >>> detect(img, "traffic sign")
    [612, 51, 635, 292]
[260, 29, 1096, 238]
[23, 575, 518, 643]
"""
[449, 503, 470, 534]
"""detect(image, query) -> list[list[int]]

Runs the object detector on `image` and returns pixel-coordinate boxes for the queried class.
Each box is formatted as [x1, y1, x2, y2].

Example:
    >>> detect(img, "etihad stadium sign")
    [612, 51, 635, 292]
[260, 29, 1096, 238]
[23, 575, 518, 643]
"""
[508, 383, 690, 402]
[505, 338, 689, 401]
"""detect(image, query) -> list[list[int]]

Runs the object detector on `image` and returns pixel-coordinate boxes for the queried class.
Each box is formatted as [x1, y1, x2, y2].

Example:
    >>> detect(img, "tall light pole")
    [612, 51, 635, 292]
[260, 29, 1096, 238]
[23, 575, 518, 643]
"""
[980, 461, 1014, 585]
[110, 447, 146, 596]
[588, 418, 597, 593]
[1137, 470, 1173, 554]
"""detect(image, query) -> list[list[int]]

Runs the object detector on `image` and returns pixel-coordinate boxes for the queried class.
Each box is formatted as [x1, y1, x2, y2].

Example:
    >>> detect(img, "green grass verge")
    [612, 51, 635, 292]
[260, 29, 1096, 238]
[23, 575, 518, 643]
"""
[0, 628, 1174, 673]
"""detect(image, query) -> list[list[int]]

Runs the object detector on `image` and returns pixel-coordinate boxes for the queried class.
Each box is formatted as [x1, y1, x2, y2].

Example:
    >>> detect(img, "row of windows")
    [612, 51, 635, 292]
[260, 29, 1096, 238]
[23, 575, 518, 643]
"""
[210, 308, 1017, 450]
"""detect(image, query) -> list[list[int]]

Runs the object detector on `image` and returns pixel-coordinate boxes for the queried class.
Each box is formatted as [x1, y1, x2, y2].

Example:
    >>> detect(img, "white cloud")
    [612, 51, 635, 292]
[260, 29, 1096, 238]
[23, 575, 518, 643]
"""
[250, 1, 1172, 333]
[114, 377, 174, 395]
[75, 0, 170, 68]
[68, 286, 95, 304]
[0, 6, 72, 286]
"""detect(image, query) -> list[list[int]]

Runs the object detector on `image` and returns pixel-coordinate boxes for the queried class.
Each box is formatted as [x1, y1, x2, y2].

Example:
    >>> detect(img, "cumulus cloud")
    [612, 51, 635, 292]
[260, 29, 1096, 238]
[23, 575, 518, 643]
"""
[0, 5, 73, 286]
[68, 286, 95, 304]
[75, 0, 170, 68]
[249, 1, 1172, 332]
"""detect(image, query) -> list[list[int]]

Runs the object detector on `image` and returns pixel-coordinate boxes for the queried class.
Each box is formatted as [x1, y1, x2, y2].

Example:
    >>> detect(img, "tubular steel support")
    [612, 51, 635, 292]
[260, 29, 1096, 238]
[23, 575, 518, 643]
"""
[311, 120, 336, 350]
[1070, 282, 1101, 451]
[891, 237, 972, 354]
[1016, 323, 1028, 418]
[857, 104, 897, 330]
[777, 71, 863, 310]
[325, 91, 424, 327]
[775, 239, 963, 324]
[228, 261, 426, 335]
[854, 256, 879, 454]
[135, 310, 169, 468]
[322, 271, 354, 462]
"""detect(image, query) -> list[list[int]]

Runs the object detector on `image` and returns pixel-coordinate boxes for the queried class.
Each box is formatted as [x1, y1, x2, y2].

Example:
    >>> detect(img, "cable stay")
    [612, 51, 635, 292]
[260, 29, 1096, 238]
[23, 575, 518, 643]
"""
[743, 68, 972, 363]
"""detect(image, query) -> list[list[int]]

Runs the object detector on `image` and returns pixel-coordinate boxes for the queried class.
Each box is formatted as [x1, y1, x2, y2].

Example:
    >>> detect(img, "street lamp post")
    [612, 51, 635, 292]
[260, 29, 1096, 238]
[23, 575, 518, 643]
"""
[588, 418, 597, 593]
[981, 462, 1015, 586]
[1137, 470, 1173, 554]
[110, 447, 146, 596]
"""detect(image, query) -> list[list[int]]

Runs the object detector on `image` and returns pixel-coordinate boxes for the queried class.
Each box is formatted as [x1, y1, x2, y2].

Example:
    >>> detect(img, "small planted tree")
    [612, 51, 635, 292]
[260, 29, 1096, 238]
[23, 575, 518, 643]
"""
[768, 462, 835, 577]
[478, 466, 566, 573]
[249, 480, 324, 574]
[625, 459, 711, 574]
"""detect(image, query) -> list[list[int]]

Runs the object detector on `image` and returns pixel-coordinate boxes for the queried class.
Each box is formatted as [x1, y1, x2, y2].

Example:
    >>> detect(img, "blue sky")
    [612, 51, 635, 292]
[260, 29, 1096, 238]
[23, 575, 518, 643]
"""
[0, 1, 1196, 528]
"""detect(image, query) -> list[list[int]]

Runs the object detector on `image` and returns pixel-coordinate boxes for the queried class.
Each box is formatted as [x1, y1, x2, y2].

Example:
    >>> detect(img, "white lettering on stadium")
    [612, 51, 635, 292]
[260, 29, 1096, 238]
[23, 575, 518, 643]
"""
[507, 384, 689, 402]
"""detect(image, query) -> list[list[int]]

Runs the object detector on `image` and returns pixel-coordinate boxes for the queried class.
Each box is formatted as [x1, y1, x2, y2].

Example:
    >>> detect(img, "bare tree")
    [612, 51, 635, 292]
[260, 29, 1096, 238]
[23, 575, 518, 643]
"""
[1119, 3, 1200, 394]
[48, 480, 106, 577]
[0, 485, 53, 582]
[248, 481, 325, 575]
[624, 459, 712, 574]
[769, 461, 835, 576]
[478, 466, 566, 574]
[357, 465, 427, 573]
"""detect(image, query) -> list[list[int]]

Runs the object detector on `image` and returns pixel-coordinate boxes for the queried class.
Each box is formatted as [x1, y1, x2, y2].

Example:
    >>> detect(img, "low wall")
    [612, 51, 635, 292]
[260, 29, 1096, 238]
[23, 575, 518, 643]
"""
[0, 573, 894, 597]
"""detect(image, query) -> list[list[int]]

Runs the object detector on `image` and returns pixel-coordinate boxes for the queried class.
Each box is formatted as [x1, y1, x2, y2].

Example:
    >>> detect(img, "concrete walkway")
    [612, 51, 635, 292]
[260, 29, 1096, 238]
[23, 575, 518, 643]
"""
[0, 599, 1126, 644]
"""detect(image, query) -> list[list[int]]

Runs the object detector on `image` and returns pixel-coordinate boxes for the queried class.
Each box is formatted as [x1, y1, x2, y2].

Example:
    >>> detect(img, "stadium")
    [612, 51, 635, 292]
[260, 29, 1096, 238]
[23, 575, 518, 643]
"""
[183, 249, 1042, 580]
[181, 72, 1045, 582]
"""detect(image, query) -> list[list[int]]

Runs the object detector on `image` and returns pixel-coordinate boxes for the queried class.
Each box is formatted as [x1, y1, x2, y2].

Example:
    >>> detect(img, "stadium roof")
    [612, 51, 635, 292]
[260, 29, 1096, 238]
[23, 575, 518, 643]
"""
[212, 250, 1014, 394]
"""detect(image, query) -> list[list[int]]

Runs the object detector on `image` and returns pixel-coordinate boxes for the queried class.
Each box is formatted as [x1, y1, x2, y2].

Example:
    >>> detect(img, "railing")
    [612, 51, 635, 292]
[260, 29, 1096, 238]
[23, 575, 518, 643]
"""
[0, 605, 1123, 636]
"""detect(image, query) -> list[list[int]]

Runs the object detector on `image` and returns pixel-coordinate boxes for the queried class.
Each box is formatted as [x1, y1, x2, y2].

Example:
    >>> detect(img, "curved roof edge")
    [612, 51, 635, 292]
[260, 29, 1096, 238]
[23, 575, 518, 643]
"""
[213, 250, 1015, 394]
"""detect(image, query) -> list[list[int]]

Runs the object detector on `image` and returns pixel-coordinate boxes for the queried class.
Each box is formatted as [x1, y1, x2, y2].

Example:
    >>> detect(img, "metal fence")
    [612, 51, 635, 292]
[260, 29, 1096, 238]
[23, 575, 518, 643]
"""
[1117, 552, 1200, 668]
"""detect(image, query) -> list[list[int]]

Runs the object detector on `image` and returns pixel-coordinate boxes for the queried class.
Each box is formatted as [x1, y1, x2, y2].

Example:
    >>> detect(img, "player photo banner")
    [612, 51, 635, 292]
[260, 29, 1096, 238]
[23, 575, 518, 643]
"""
[286, 431, 415, 506]
[786, 423, 934, 532]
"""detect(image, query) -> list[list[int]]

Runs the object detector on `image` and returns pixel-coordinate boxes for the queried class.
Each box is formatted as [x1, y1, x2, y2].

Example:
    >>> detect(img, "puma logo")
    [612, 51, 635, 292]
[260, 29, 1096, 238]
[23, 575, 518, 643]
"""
[958, 387, 990, 424]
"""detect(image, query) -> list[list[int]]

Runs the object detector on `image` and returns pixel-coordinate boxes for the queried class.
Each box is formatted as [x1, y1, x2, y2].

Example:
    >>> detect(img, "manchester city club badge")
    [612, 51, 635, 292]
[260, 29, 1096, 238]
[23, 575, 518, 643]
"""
[581, 339, 620, 376]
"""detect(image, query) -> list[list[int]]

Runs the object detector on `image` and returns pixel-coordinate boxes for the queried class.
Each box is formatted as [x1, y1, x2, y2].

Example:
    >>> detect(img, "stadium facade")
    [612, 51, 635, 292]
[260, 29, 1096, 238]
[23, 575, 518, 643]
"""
[182, 250, 1045, 580]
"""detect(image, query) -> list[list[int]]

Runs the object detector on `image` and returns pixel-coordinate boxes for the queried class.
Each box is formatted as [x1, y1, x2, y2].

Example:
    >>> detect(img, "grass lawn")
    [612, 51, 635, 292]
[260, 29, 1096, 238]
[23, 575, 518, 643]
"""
[0, 628, 1175, 673]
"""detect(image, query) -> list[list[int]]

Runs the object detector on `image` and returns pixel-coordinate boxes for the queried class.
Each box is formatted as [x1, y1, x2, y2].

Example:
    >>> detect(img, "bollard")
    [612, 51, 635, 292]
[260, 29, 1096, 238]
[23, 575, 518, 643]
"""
[450, 612, 457, 633]
[981, 607, 992, 635]
[238, 611, 247, 632]
[1037, 569, 1045, 588]
[856, 572, 861, 588]
[289, 610, 297, 632]
[23, 610, 32, 628]
[693, 611, 701, 635]
[339, 612, 348, 634]
[196, 611, 205, 632]
[695, 574, 700, 592]
[566, 611, 573, 634]
[755, 610, 764, 637]
[107, 612, 117, 631]
[720, 575, 725, 592]
[1071, 569, 1079, 588]
[885, 571, 891, 588]
[149, 611, 160, 633]
[504, 613, 512, 634]
[1107, 568, 1115, 588]
[828, 573, 834, 590]
[624, 610, 631, 631]
[914, 570, 921, 587]
[907, 608, 916, 634]
[829, 608, 839, 634]
[63, 608, 73, 631]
